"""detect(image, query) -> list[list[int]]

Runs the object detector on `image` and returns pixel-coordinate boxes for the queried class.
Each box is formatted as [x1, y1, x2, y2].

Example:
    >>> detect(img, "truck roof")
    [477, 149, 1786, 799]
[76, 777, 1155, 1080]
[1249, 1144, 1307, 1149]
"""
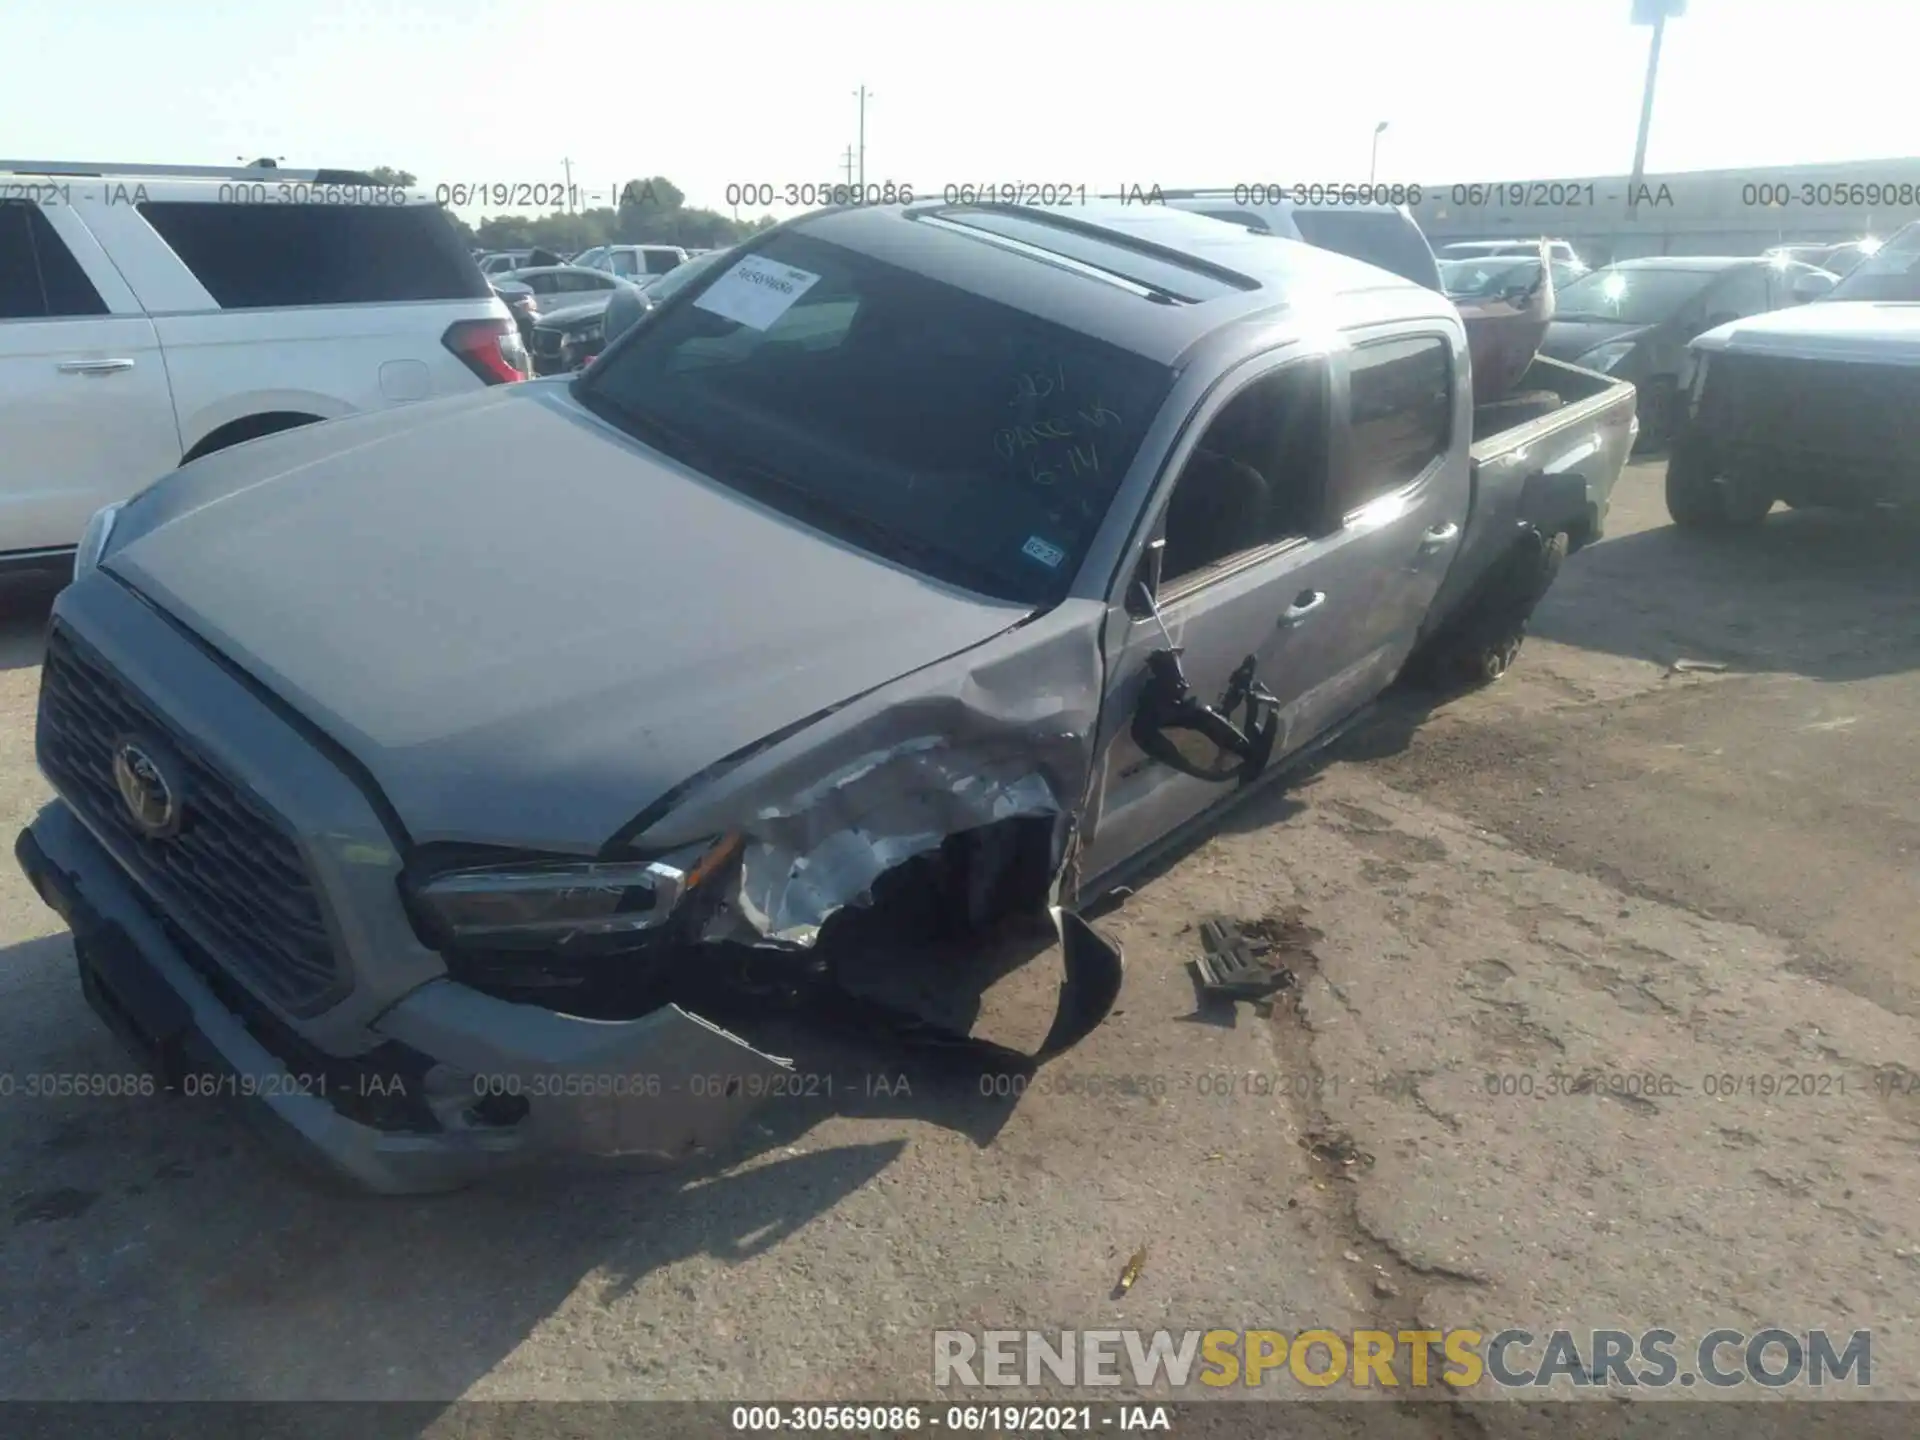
[790, 200, 1452, 367]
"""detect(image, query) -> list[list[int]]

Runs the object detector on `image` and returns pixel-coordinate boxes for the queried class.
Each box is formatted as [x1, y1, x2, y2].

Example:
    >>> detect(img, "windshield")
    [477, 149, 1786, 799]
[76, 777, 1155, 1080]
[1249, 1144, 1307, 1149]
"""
[1553, 266, 1717, 324]
[1825, 226, 1919, 302]
[576, 231, 1175, 606]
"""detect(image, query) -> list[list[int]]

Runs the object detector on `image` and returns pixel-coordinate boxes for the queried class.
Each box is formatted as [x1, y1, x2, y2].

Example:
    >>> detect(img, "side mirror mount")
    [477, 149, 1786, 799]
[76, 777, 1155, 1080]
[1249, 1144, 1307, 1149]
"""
[1790, 271, 1837, 304]
[1125, 538, 1166, 619]
[1128, 647, 1279, 785]
[601, 284, 651, 347]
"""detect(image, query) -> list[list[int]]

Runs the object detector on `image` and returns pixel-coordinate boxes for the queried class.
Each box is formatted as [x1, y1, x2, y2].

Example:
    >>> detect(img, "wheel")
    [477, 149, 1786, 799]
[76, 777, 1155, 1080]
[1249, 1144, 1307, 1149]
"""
[1405, 531, 1566, 692]
[1665, 439, 1772, 530]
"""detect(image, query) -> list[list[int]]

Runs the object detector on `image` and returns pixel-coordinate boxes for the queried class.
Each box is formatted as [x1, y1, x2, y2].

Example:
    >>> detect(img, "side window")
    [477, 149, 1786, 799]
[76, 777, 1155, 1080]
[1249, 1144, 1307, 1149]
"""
[1158, 363, 1329, 586]
[644, 250, 682, 275]
[136, 202, 489, 308]
[1337, 336, 1452, 515]
[0, 201, 109, 320]
[609, 251, 642, 277]
[528, 273, 562, 294]
[1705, 267, 1769, 321]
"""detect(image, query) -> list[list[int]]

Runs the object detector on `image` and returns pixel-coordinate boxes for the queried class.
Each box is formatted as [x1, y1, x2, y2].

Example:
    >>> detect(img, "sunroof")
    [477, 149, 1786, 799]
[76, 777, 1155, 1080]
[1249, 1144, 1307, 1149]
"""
[923, 204, 1261, 303]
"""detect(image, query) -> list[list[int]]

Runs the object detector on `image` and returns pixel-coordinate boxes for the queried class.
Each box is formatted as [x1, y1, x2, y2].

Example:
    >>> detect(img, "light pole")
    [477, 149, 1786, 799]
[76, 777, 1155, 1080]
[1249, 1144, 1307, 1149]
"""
[853, 86, 872, 191]
[1628, 0, 1685, 218]
[1369, 122, 1389, 183]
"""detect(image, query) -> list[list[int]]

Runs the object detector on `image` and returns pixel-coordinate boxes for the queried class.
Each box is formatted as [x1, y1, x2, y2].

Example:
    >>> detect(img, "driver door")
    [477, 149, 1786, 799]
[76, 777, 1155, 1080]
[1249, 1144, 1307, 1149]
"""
[1077, 351, 1364, 889]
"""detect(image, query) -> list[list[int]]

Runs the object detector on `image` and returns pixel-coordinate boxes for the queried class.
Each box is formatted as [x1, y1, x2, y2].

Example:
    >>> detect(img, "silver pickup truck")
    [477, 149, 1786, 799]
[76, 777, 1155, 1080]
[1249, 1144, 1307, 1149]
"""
[17, 200, 1636, 1192]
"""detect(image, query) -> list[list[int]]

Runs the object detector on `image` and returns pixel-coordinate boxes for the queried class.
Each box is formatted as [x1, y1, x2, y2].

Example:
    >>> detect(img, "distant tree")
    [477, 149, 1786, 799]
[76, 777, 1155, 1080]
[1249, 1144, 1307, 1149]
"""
[364, 166, 417, 186]
[466, 177, 772, 255]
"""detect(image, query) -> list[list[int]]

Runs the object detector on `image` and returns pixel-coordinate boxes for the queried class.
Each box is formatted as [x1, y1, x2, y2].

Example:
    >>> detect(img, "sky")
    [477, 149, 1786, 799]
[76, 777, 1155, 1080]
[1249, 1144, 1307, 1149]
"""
[3, 0, 1915, 220]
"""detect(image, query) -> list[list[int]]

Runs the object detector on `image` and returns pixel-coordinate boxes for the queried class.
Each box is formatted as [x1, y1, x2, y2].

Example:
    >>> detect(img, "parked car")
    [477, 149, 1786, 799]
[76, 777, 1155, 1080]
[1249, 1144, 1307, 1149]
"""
[476, 250, 534, 277]
[1539, 256, 1836, 449]
[527, 297, 615, 376]
[531, 251, 732, 376]
[1664, 220, 1920, 529]
[0, 160, 524, 571]
[1157, 188, 1443, 289]
[496, 264, 632, 316]
[491, 279, 539, 343]
[1440, 238, 1586, 272]
[570, 243, 689, 282]
[18, 201, 1633, 1193]
[1763, 238, 1879, 278]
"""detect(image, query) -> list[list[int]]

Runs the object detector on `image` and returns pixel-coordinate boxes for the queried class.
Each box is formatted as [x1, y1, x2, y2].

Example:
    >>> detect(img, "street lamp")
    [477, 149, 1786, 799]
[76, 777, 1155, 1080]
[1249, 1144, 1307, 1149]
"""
[1369, 122, 1389, 183]
[1628, 0, 1686, 217]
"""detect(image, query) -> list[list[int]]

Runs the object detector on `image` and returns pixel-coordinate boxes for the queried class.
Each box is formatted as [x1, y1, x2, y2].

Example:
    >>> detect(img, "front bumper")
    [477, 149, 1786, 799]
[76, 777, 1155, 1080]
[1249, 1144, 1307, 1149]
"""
[18, 800, 790, 1195]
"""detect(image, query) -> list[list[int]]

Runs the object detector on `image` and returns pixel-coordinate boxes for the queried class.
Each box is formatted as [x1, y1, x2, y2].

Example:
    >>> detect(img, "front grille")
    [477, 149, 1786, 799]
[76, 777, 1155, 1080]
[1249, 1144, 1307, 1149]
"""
[1699, 354, 1920, 475]
[38, 626, 345, 1014]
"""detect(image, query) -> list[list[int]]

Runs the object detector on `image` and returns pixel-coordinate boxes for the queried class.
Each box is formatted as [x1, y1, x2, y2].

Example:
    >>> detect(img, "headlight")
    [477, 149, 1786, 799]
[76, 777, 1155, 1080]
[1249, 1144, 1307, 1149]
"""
[409, 834, 740, 948]
[1577, 341, 1634, 374]
[74, 502, 124, 582]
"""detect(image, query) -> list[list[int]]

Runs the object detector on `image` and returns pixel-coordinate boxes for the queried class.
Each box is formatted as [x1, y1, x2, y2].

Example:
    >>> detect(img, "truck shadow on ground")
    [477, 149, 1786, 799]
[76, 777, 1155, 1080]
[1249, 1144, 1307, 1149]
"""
[0, 925, 1049, 1401]
[0, 579, 56, 672]
[1528, 506, 1920, 683]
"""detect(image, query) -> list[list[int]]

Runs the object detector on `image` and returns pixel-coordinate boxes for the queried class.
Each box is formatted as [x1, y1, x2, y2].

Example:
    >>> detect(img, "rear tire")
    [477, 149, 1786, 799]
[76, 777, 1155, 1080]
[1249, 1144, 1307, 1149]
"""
[1666, 439, 1772, 530]
[1406, 530, 1567, 692]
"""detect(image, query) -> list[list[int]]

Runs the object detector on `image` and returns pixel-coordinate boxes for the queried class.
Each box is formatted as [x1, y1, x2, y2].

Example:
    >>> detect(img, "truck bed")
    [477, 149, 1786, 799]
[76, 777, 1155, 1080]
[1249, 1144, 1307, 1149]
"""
[1424, 354, 1638, 645]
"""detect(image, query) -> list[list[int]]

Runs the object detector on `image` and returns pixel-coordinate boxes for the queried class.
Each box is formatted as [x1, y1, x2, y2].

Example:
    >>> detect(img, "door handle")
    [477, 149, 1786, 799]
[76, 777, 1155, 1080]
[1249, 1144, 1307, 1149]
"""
[1279, 590, 1326, 627]
[1419, 522, 1461, 552]
[57, 358, 136, 376]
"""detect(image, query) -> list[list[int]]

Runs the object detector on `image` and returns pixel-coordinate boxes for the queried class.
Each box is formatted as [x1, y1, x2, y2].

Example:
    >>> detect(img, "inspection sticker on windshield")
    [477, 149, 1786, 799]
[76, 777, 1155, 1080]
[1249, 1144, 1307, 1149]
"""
[693, 256, 823, 331]
[1022, 535, 1067, 569]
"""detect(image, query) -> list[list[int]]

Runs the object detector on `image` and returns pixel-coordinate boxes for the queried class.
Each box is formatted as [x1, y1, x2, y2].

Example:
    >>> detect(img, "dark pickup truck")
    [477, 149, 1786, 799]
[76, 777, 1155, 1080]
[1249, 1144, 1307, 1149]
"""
[1666, 219, 1920, 529]
[19, 200, 1636, 1192]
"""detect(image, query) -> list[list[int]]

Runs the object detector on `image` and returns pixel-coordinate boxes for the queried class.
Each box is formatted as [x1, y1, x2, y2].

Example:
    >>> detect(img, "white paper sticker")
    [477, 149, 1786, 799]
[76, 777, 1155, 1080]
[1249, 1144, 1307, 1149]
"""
[692, 256, 824, 331]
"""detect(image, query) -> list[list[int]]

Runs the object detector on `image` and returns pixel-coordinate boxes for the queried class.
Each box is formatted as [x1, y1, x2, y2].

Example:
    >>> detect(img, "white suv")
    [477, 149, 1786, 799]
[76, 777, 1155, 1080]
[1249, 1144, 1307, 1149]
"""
[0, 161, 525, 570]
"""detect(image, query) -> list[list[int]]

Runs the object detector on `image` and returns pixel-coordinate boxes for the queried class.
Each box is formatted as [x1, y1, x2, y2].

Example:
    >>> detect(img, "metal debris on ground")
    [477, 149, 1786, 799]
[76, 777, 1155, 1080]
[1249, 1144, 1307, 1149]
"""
[1191, 917, 1299, 1001]
[1669, 657, 1729, 674]
[1114, 1246, 1148, 1298]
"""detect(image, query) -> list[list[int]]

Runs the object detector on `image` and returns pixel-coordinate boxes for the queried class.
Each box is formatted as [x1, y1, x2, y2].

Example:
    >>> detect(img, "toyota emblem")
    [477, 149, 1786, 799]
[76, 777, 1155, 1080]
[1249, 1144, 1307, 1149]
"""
[112, 740, 183, 839]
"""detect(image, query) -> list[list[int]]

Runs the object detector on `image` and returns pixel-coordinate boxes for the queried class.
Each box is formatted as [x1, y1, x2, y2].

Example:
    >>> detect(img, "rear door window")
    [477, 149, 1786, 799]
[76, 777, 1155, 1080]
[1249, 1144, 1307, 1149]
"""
[1335, 335, 1452, 515]
[137, 202, 490, 308]
[0, 201, 109, 319]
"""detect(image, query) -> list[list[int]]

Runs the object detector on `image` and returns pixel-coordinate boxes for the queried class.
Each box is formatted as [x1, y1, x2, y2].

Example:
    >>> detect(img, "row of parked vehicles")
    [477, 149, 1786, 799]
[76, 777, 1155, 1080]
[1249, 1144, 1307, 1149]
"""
[1, 157, 1907, 1192]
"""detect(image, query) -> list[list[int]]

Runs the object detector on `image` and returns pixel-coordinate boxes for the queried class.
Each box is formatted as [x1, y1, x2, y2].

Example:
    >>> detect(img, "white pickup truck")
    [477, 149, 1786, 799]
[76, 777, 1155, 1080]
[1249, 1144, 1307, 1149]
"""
[0, 160, 522, 571]
[570, 243, 690, 282]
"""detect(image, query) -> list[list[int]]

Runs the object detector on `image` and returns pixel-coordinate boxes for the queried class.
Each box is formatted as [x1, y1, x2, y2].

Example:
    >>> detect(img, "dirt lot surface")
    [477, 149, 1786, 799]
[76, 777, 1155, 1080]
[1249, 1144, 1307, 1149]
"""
[1, 461, 1915, 1421]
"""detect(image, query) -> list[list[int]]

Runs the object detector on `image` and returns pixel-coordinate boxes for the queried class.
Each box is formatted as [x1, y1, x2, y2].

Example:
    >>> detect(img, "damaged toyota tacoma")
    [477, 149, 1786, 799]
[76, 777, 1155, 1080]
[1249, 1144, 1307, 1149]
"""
[17, 200, 1635, 1193]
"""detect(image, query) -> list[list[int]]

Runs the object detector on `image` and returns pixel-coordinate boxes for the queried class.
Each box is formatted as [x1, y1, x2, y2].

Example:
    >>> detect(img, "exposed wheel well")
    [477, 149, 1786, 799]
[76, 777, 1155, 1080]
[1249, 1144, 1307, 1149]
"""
[180, 411, 324, 465]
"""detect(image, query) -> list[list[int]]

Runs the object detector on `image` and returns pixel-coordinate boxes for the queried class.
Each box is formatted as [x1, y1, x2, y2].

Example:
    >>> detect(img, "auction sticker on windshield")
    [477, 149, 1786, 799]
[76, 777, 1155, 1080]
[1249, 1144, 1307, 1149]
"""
[693, 256, 824, 331]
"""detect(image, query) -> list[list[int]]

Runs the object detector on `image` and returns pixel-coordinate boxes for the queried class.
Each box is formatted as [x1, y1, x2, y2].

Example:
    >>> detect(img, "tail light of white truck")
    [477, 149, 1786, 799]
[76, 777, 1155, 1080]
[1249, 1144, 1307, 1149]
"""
[443, 318, 529, 385]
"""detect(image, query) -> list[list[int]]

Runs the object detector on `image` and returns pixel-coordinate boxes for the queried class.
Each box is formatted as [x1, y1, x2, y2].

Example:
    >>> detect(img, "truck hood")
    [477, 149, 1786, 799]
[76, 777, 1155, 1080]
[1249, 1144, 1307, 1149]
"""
[1691, 301, 1920, 367]
[103, 384, 1033, 852]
